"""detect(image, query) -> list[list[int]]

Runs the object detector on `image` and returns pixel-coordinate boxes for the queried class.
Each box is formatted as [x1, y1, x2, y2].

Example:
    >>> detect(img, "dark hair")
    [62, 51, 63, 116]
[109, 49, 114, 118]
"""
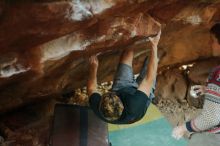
[99, 92, 123, 121]
[210, 23, 220, 44]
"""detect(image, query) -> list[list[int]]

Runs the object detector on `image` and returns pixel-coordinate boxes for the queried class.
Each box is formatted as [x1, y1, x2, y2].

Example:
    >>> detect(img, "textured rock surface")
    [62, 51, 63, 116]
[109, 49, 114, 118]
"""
[0, 1, 220, 139]
[188, 57, 220, 84]
[155, 69, 187, 103]
[155, 57, 220, 107]
[2, 1, 220, 145]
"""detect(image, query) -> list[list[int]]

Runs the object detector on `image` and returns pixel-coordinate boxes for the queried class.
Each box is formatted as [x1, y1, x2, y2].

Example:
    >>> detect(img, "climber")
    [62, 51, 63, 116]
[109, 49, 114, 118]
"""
[172, 23, 220, 146]
[87, 29, 161, 124]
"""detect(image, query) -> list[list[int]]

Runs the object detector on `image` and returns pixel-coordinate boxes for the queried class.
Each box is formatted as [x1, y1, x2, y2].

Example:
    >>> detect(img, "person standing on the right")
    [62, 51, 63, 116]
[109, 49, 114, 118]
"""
[172, 23, 220, 146]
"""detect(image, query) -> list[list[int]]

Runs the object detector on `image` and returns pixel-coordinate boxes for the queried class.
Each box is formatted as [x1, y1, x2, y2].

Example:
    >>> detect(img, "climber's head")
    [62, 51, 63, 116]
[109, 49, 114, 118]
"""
[210, 23, 220, 56]
[99, 92, 124, 121]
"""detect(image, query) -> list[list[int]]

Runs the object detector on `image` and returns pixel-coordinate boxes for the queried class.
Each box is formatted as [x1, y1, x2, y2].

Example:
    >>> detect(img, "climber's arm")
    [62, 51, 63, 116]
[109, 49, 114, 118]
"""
[87, 55, 99, 96]
[138, 30, 160, 97]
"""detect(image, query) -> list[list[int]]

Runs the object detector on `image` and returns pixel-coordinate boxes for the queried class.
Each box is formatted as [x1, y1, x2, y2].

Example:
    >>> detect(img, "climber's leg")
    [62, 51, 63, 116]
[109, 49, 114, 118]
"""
[112, 48, 138, 91]
[136, 56, 156, 101]
[136, 57, 149, 85]
[118, 48, 134, 67]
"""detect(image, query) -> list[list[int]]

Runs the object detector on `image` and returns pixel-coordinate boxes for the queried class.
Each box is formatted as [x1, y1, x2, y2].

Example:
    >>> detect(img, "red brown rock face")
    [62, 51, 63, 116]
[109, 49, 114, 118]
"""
[0, 0, 220, 113]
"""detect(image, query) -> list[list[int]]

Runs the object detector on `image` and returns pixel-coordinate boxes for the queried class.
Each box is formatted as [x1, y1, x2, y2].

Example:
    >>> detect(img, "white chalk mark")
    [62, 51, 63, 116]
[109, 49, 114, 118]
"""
[66, 0, 114, 21]
[41, 33, 87, 62]
[185, 15, 202, 25]
[0, 64, 30, 78]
